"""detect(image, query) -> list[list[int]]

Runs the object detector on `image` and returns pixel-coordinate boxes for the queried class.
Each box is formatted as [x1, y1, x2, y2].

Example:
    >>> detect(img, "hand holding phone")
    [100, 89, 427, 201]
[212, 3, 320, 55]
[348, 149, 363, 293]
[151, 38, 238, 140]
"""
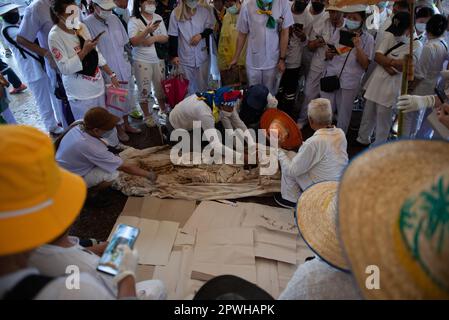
[92, 30, 105, 42]
[97, 224, 140, 276]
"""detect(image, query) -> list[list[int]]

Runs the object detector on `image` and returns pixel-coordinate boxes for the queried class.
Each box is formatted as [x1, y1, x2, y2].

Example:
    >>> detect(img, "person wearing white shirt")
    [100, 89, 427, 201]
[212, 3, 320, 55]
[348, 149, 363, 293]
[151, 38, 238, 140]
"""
[410, 14, 448, 139]
[128, 0, 168, 127]
[358, 12, 423, 146]
[0, 125, 138, 300]
[230, 0, 294, 95]
[168, 0, 216, 94]
[56, 107, 157, 190]
[48, 0, 121, 122]
[276, 0, 309, 118]
[168, 87, 249, 161]
[274, 98, 348, 208]
[415, 6, 434, 44]
[0, 3, 62, 135]
[297, 4, 344, 128]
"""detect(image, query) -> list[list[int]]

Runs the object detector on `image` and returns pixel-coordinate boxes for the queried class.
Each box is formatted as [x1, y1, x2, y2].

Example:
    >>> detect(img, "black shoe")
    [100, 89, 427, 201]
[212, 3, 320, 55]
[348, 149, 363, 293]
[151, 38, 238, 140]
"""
[273, 193, 296, 209]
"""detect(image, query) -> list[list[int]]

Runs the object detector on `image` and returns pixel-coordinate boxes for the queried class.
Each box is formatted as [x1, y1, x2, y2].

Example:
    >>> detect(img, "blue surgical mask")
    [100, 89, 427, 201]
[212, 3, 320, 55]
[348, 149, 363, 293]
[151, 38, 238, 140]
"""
[186, 0, 198, 9]
[416, 23, 426, 33]
[262, 0, 273, 4]
[101, 129, 115, 139]
[227, 4, 238, 15]
[114, 7, 126, 15]
[75, 0, 81, 5]
[345, 18, 361, 30]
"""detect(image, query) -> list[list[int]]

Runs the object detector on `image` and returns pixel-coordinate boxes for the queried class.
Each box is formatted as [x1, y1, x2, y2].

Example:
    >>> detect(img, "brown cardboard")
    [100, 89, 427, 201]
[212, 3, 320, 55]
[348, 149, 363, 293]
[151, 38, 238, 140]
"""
[140, 197, 197, 227]
[182, 201, 246, 235]
[256, 258, 280, 298]
[253, 227, 297, 264]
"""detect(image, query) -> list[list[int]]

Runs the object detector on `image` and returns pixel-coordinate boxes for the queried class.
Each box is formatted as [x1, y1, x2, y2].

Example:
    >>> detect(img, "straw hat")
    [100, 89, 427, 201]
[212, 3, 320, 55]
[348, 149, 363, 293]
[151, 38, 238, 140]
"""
[0, 125, 87, 256]
[338, 140, 449, 299]
[260, 109, 303, 150]
[296, 181, 349, 271]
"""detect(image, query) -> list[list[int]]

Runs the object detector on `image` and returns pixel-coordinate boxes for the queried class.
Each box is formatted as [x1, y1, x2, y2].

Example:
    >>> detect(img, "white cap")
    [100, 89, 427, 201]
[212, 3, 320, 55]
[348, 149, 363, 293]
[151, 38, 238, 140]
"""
[0, 3, 22, 16]
[339, 4, 369, 13]
[91, 0, 117, 10]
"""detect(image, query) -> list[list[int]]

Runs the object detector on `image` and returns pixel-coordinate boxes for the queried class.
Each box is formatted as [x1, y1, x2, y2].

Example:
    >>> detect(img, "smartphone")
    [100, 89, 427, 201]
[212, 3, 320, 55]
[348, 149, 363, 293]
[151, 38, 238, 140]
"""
[339, 30, 355, 48]
[92, 30, 105, 42]
[293, 23, 303, 30]
[152, 20, 162, 26]
[435, 86, 448, 104]
[327, 43, 337, 52]
[97, 224, 140, 276]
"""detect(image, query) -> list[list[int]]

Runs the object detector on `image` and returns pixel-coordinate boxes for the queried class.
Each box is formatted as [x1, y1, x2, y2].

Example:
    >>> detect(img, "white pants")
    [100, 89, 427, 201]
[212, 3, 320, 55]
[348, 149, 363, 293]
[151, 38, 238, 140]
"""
[357, 99, 393, 145]
[298, 68, 323, 125]
[320, 87, 359, 134]
[28, 77, 59, 132]
[46, 65, 68, 128]
[1, 107, 16, 123]
[280, 171, 303, 203]
[402, 110, 421, 138]
[247, 66, 278, 95]
[69, 95, 106, 121]
[133, 60, 164, 105]
[83, 167, 119, 188]
[181, 61, 210, 95]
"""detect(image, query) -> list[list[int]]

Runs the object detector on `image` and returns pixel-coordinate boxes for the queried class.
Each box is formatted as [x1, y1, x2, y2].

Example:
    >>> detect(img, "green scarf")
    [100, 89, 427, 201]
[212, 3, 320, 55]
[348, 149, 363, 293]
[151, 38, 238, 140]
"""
[256, 0, 276, 29]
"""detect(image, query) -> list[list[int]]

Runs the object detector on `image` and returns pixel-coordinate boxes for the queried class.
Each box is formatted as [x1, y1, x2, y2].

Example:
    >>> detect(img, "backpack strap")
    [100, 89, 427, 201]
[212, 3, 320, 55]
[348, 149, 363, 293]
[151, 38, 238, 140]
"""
[440, 39, 448, 52]
[2, 26, 45, 69]
[384, 41, 405, 56]
[3, 274, 53, 300]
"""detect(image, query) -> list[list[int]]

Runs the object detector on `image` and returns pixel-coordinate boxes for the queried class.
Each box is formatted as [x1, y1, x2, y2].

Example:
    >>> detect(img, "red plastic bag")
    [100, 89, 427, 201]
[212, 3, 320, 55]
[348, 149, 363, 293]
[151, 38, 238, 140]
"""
[162, 69, 189, 108]
[106, 81, 128, 116]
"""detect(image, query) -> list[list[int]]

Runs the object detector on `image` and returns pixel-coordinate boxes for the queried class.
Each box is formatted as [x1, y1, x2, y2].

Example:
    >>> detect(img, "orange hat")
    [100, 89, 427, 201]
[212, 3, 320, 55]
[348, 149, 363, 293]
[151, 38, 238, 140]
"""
[84, 107, 120, 131]
[260, 109, 303, 150]
[0, 125, 87, 256]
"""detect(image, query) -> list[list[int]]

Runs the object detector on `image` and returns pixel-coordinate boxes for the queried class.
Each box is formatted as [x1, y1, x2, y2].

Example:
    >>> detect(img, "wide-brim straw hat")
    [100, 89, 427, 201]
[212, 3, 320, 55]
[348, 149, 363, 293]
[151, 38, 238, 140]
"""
[296, 181, 349, 271]
[338, 140, 449, 299]
[260, 109, 303, 150]
[0, 125, 86, 255]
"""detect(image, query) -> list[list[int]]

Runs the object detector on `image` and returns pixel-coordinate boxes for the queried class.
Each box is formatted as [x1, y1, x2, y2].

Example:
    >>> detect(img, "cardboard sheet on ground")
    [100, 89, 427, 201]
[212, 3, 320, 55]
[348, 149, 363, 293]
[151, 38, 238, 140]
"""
[254, 227, 297, 264]
[256, 258, 280, 298]
[240, 202, 297, 234]
[109, 216, 179, 266]
[191, 228, 257, 283]
[122, 196, 196, 228]
[112, 146, 281, 200]
[182, 201, 246, 235]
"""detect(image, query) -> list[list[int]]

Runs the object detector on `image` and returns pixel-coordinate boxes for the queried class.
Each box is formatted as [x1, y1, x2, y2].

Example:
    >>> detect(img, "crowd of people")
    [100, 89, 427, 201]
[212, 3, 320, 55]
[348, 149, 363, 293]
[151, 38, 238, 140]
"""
[0, 0, 448, 300]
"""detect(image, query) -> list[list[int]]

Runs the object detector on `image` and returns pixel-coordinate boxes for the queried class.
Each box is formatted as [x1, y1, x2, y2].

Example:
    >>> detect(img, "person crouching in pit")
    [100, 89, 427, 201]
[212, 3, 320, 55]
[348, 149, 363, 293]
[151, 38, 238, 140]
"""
[55, 107, 156, 202]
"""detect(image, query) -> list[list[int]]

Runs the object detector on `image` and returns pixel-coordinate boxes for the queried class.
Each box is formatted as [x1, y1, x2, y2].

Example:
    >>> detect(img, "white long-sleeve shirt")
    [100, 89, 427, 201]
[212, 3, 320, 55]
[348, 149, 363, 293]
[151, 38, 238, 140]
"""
[48, 23, 107, 100]
[279, 258, 361, 300]
[169, 94, 244, 161]
[278, 127, 348, 191]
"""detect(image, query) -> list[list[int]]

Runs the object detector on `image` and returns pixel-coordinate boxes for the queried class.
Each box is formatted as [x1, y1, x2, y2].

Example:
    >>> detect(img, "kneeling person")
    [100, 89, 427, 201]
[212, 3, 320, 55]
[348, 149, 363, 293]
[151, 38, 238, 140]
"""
[275, 98, 348, 208]
[56, 107, 156, 189]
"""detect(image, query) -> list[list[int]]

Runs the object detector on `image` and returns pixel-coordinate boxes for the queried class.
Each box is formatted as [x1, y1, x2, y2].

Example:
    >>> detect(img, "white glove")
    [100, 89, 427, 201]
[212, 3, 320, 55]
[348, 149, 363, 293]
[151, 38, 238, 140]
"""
[441, 70, 449, 80]
[113, 245, 138, 285]
[397, 95, 435, 113]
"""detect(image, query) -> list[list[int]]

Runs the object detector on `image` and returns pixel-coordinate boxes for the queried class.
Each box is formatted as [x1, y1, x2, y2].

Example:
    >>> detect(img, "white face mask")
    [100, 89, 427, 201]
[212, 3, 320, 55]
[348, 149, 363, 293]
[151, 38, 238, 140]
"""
[114, 7, 126, 15]
[416, 23, 426, 33]
[186, 0, 198, 9]
[60, 15, 81, 30]
[98, 9, 112, 19]
[396, 35, 409, 44]
[144, 4, 156, 14]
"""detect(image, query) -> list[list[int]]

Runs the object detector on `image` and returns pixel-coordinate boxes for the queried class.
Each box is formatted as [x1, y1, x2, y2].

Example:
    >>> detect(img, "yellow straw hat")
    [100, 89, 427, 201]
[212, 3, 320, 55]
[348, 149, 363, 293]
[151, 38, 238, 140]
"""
[338, 140, 449, 299]
[0, 125, 87, 256]
[296, 181, 349, 271]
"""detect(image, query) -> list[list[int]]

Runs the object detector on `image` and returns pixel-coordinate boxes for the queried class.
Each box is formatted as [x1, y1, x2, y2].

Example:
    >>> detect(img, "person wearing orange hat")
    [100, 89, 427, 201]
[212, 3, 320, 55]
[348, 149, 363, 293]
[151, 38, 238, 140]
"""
[0, 125, 138, 299]
[274, 98, 348, 208]
[55, 107, 156, 194]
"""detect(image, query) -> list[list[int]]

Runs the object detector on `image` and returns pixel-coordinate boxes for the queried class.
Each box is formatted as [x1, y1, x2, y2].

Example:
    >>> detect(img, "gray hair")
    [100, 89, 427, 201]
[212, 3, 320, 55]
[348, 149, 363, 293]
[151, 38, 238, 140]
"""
[307, 98, 332, 125]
